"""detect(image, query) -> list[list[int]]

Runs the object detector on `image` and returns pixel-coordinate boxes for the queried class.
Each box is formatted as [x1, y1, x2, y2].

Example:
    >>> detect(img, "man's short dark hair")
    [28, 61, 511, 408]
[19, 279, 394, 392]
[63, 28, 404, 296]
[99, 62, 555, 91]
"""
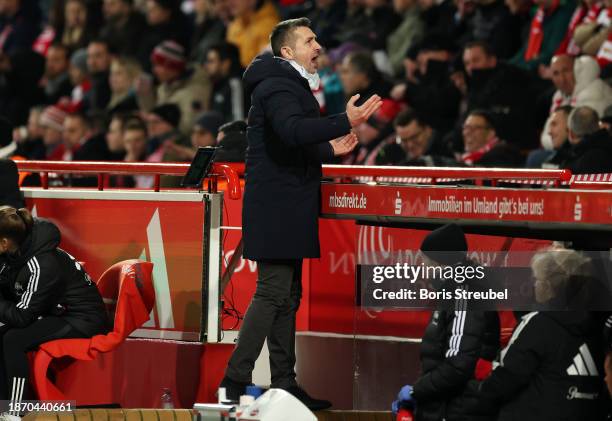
[48, 42, 69, 57]
[124, 116, 148, 137]
[464, 41, 496, 58]
[555, 105, 574, 117]
[270, 18, 311, 57]
[467, 109, 497, 131]
[206, 42, 242, 72]
[345, 51, 379, 83]
[88, 37, 115, 54]
[394, 109, 428, 129]
[66, 112, 91, 129]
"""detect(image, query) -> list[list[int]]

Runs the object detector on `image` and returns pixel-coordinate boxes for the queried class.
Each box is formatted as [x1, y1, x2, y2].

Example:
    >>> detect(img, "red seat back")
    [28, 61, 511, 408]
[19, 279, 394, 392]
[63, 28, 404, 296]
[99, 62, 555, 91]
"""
[95, 260, 155, 343]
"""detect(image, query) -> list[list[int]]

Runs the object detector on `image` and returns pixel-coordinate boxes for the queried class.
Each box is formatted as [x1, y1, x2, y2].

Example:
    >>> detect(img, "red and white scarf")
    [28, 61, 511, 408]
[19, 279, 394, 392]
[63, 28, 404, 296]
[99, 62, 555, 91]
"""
[585, 2, 605, 23]
[461, 137, 499, 166]
[525, 0, 561, 61]
[596, 17, 612, 67]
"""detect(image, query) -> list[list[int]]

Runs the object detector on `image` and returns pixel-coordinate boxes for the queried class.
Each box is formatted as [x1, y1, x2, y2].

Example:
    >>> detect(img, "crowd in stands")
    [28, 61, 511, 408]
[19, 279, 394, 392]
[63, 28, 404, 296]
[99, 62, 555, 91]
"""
[0, 0, 611, 183]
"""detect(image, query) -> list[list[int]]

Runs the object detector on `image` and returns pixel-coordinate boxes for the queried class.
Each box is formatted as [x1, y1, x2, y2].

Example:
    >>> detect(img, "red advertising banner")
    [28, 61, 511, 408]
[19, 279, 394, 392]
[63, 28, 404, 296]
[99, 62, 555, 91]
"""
[24, 189, 207, 341]
[224, 192, 547, 339]
[321, 183, 612, 226]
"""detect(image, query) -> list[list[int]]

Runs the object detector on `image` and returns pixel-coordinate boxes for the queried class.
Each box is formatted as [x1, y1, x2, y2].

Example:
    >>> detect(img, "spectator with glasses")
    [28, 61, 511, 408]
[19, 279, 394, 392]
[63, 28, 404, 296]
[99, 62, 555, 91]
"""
[460, 109, 523, 167]
[376, 109, 456, 166]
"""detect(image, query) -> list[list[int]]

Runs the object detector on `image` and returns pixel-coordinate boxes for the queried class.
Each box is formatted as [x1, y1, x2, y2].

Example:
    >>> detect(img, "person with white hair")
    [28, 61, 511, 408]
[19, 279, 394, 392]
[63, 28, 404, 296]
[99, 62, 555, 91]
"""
[467, 247, 606, 421]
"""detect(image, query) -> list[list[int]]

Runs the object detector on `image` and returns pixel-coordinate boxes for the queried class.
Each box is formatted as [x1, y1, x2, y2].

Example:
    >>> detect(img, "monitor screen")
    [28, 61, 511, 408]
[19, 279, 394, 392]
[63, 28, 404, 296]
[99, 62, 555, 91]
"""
[181, 147, 217, 188]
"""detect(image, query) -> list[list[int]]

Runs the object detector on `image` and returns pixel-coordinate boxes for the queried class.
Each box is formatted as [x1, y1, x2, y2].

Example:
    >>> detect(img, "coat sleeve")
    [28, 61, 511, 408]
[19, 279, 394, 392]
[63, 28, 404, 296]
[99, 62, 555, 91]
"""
[412, 300, 486, 401]
[261, 82, 352, 146]
[477, 312, 542, 404]
[303, 142, 335, 164]
[0, 254, 62, 328]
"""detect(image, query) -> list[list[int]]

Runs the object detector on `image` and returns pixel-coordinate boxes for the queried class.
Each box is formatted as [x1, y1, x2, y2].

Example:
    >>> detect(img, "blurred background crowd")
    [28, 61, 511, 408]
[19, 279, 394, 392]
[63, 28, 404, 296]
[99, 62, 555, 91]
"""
[2, 0, 612, 187]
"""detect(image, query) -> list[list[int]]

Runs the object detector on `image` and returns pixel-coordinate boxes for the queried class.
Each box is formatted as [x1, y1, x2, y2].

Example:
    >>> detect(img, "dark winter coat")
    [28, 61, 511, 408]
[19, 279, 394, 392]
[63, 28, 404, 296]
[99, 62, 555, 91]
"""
[413, 283, 500, 421]
[242, 54, 351, 259]
[472, 311, 606, 421]
[475, 141, 524, 168]
[405, 60, 461, 132]
[563, 129, 612, 174]
[466, 64, 537, 148]
[0, 219, 109, 336]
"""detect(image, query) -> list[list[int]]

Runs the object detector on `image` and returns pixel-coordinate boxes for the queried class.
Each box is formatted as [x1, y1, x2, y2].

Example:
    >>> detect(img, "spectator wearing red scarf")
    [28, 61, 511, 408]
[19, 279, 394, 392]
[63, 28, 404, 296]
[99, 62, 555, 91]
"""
[510, 0, 575, 71]
[460, 110, 523, 167]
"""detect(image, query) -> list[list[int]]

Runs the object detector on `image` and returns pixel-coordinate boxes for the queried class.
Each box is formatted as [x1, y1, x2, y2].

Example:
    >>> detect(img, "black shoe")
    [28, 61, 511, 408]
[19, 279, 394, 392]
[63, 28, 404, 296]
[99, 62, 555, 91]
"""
[219, 376, 250, 402]
[283, 385, 332, 411]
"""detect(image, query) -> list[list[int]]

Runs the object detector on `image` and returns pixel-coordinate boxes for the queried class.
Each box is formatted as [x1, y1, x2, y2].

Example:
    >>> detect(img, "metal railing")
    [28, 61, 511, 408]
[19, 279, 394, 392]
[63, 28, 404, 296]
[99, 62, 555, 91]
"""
[14, 160, 242, 200]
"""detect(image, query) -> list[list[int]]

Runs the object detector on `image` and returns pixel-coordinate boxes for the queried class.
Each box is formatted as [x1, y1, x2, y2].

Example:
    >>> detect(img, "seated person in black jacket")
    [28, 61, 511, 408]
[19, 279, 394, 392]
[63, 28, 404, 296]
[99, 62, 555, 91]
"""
[0, 207, 109, 409]
[468, 247, 606, 421]
[392, 224, 500, 421]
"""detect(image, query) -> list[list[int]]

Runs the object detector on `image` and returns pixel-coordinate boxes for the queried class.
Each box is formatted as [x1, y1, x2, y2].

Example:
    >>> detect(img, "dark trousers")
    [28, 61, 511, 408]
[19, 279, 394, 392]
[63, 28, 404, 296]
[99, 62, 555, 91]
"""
[0, 317, 85, 411]
[226, 259, 303, 388]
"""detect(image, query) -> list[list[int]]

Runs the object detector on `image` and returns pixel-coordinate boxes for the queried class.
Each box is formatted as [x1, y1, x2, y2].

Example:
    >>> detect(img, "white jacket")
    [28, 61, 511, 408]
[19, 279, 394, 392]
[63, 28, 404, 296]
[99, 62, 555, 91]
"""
[542, 56, 612, 149]
[573, 55, 612, 116]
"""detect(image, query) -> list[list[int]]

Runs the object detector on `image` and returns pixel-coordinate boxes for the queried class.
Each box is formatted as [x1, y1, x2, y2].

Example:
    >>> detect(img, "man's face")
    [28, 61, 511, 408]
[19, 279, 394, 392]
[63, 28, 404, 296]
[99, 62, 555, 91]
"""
[282, 26, 321, 74]
[396, 120, 430, 159]
[110, 62, 132, 93]
[43, 126, 62, 146]
[146, 113, 173, 137]
[46, 47, 68, 78]
[462, 115, 494, 152]
[63, 117, 88, 147]
[548, 110, 569, 149]
[146, 0, 171, 24]
[191, 126, 216, 147]
[205, 50, 224, 80]
[104, 0, 129, 19]
[106, 118, 124, 152]
[124, 129, 147, 159]
[87, 42, 111, 74]
[65, 0, 87, 27]
[152, 63, 179, 84]
[463, 46, 496, 76]
[0, 0, 19, 17]
[339, 58, 367, 96]
[551, 56, 575, 95]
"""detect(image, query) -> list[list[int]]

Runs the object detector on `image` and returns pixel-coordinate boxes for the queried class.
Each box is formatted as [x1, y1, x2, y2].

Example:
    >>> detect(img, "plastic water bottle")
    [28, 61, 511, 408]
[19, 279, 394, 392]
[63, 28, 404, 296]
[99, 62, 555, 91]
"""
[161, 388, 174, 409]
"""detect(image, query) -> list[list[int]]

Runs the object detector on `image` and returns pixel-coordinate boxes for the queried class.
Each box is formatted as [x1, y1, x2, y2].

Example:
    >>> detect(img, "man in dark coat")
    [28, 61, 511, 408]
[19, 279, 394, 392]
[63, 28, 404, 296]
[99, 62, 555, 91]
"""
[563, 106, 612, 174]
[219, 17, 381, 410]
